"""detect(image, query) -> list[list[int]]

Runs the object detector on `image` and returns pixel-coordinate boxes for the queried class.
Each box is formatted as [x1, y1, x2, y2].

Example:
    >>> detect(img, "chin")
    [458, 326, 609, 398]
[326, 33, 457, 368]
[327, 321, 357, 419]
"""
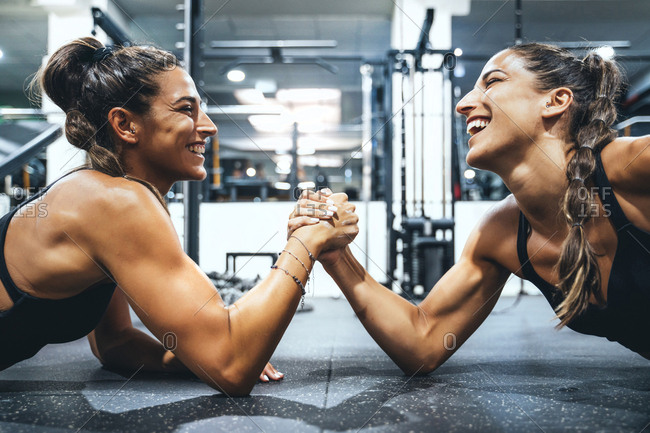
[465, 138, 504, 172]
[187, 168, 207, 181]
[174, 167, 207, 183]
[465, 147, 490, 170]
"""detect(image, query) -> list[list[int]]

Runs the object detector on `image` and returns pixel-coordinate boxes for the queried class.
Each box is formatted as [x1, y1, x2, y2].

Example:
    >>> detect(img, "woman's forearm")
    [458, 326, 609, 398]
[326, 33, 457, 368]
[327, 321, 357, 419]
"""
[212, 234, 322, 392]
[99, 327, 188, 373]
[323, 247, 434, 374]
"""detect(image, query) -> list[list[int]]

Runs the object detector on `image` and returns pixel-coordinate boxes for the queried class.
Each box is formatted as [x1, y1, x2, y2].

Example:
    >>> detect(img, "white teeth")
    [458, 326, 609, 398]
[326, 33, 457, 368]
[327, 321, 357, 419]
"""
[466, 119, 490, 136]
[188, 145, 205, 154]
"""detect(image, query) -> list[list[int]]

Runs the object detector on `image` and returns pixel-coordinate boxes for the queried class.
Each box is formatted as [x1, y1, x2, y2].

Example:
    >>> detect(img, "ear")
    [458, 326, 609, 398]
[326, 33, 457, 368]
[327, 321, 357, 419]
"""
[107, 107, 139, 144]
[542, 87, 573, 119]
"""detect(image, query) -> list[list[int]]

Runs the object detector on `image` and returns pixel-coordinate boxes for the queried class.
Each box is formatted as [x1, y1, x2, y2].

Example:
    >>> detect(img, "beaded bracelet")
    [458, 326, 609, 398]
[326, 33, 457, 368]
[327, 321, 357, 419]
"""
[280, 249, 310, 274]
[289, 235, 315, 264]
[287, 235, 316, 305]
[271, 265, 306, 296]
[279, 248, 313, 299]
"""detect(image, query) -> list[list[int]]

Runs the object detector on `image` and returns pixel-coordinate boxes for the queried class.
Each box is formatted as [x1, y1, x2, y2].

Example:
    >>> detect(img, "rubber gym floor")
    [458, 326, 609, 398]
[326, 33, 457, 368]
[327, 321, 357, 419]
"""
[1, 295, 648, 432]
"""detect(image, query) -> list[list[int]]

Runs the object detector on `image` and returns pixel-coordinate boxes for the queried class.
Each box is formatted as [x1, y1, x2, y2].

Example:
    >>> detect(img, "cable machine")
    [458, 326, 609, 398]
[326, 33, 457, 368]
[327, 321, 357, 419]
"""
[383, 9, 455, 298]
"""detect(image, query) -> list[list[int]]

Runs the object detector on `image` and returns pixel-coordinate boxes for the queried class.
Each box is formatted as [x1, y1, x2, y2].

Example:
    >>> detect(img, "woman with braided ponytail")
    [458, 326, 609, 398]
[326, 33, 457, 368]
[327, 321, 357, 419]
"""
[0, 37, 359, 395]
[291, 43, 649, 374]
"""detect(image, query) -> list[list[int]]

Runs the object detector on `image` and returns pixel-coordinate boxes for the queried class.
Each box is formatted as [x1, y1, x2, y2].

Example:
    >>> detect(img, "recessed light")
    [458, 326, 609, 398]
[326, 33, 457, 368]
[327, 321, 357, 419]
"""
[464, 169, 476, 180]
[227, 70, 245, 82]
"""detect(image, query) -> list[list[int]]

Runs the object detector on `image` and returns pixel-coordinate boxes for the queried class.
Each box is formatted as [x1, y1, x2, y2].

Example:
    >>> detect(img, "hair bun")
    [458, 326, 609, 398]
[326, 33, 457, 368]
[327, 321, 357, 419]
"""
[65, 110, 96, 150]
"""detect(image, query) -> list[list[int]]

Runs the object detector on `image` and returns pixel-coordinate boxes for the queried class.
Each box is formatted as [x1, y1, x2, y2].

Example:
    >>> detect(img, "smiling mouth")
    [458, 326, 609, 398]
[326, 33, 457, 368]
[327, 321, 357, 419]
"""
[187, 144, 205, 155]
[467, 119, 490, 136]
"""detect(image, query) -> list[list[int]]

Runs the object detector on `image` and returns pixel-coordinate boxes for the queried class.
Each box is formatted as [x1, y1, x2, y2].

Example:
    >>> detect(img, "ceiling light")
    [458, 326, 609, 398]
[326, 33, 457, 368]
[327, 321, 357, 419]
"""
[595, 45, 615, 60]
[454, 48, 463, 57]
[275, 158, 292, 174]
[297, 147, 315, 156]
[275, 182, 291, 190]
[248, 114, 293, 133]
[300, 155, 344, 168]
[0, 49, 4, 60]
[246, 167, 256, 177]
[276, 88, 340, 104]
[464, 169, 476, 180]
[297, 123, 327, 134]
[227, 70, 245, 82]
[234, 89, 266, 105]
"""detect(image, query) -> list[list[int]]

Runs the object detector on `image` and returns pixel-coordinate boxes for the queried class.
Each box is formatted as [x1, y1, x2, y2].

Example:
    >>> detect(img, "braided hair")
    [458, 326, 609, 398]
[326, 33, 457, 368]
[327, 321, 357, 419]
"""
[509, 43, 623, 327]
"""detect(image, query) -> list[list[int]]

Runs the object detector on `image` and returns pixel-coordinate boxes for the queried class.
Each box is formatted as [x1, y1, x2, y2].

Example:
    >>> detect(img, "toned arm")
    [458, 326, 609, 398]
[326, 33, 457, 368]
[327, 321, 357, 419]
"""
[323, 200, 515, 375]
[87, 289, 186, 373]
[77, 181, 326, 395]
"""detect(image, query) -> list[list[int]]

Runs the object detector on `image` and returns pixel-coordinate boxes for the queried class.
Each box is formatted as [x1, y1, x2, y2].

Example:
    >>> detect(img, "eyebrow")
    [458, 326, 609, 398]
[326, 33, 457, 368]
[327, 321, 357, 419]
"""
[481, 68, 506, 82]
[172, 96, 199, 105]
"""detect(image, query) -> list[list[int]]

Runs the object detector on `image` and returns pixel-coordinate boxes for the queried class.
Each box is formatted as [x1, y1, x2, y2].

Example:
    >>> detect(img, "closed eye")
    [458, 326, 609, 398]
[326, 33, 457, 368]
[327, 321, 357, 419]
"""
[485, 78, 501, 88]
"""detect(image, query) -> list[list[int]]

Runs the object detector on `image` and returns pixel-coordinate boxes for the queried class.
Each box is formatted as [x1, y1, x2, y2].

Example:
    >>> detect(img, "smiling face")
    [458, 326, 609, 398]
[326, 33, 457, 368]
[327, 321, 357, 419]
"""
[455, 50, 548, 171]
[126, 67, 217, 191]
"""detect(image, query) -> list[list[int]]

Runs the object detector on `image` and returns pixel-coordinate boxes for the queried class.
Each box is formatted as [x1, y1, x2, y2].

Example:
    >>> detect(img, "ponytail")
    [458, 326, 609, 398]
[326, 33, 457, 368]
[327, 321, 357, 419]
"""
[509, 44, 623, 327]
[555, 52, 621, 326]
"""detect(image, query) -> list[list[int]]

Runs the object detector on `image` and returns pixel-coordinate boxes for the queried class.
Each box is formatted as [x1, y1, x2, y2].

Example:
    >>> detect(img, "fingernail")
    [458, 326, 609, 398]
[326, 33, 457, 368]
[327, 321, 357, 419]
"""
[326, 199, 335, 204]
[309, 218, 319, 223]
[328, 206, 337, 213]
[278, 371, 284, 376]
[264, 374, 269, 381]
[324, 210, 334, 217]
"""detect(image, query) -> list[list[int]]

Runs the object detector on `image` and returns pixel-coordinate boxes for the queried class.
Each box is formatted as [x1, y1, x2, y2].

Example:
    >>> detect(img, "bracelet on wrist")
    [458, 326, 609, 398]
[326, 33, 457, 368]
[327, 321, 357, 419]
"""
[289, 235, 315, 264]
[279, 249, 310, 274]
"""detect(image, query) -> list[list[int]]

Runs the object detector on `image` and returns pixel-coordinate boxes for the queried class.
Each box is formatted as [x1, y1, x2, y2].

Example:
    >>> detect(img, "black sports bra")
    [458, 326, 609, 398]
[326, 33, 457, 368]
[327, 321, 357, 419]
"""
[517, 152, 650, 354]
[0, 172, 115, 368]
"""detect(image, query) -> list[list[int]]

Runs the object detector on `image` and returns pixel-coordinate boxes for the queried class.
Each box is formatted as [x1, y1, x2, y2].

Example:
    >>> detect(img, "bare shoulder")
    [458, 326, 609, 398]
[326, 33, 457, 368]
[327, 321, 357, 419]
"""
[48, 170, 173, 248]
[600, 136, 650, 193]
[460, 194, 520, 265]
[53, 170, 166, 222]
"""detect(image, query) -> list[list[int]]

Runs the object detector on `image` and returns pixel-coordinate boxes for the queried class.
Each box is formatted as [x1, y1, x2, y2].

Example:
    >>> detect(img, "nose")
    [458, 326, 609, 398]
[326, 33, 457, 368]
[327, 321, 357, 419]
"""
[197, 108, 217, 138]
[455, 87, 480, 117]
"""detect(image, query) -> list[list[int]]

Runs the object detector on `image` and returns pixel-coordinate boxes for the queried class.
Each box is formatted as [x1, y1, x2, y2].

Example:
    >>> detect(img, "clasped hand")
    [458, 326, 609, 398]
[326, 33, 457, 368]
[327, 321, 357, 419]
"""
[287, 189, 359, 265]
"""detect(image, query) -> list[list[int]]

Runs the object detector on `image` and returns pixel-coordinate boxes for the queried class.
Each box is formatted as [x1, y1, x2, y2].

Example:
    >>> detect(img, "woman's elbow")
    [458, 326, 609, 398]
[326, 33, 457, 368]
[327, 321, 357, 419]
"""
[397, 350, 446, 376]
[213, 381, 255, 398]
[198, 363, 257, 397]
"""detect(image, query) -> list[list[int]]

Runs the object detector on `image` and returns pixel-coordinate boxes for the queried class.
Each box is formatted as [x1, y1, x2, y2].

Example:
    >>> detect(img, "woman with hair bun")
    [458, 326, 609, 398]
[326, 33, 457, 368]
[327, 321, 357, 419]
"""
[0, 37, 358, 396]
[293, 43, 650, 374]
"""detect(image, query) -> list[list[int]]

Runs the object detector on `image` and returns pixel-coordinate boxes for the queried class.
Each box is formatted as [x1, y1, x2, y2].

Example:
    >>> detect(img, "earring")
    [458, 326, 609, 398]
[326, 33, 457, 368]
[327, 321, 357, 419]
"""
[546, 102, 550, 108]
[131, 127, 135, 134]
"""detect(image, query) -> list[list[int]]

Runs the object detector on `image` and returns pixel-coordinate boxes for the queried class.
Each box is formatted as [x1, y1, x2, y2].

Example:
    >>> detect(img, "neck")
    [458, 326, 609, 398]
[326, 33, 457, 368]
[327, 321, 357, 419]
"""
[120, 154, 174, 194]
[130, 172, 174, 195]
[497, 136, 573, 236]
[122, 165, 174, 195]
